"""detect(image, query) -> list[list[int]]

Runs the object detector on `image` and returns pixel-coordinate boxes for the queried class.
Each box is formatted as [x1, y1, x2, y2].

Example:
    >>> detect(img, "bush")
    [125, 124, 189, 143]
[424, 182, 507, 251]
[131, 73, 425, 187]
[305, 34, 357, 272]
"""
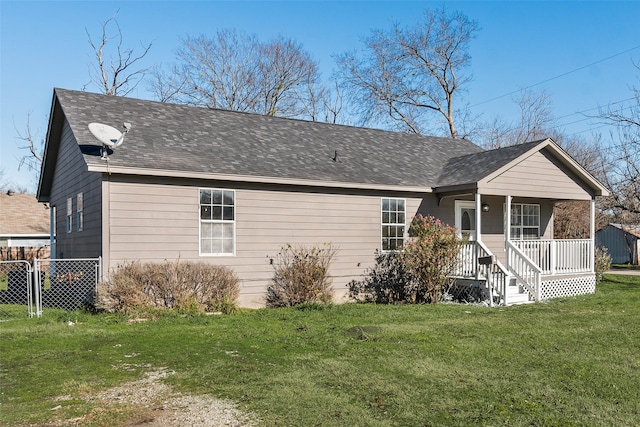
[97, 260, 240, 313]
[595, 247, 612, 284]
[348, 250, 416, 303]
[400, 214, 465, 303]
[266, 243, 336, 307]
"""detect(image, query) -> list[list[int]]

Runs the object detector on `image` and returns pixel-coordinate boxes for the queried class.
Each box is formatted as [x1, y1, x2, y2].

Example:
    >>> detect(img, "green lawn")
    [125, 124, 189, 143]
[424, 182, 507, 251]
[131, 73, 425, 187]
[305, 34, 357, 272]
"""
[1, 274, 639, 426]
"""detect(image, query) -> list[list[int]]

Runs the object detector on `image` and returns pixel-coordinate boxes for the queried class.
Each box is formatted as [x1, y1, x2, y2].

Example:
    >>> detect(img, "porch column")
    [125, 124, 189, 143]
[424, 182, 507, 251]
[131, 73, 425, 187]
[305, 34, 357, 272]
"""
[475, 193, 482, 281]
[590, 197, 596, 272]
[475, 193, 482, 242]
[505, 195, 512, 245]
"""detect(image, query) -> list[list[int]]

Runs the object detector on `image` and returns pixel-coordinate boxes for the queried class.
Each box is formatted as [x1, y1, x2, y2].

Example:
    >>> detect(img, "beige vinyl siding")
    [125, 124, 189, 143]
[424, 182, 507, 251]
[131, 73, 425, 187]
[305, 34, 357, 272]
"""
[105, 180, 424, 307]
[50, 120, 102, 259]
[481, 149, 593, 200]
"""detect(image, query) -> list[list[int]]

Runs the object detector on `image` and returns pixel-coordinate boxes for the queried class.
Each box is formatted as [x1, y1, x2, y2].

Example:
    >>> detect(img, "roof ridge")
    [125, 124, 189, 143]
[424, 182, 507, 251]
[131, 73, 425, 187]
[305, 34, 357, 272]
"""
[53, 88, 465, 145]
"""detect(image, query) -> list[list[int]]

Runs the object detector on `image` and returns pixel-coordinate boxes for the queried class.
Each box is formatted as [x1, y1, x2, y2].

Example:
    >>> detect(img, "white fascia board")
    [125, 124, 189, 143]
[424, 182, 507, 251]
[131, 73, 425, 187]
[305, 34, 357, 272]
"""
[86, 164, 433, 194]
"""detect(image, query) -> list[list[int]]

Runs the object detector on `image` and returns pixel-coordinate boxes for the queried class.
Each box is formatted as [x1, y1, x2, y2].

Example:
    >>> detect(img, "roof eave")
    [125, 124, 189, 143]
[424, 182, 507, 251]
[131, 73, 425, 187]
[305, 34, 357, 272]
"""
[37, 89, 62, 202]
[86, 164, 434, 194]
[432, 182, 478, 194]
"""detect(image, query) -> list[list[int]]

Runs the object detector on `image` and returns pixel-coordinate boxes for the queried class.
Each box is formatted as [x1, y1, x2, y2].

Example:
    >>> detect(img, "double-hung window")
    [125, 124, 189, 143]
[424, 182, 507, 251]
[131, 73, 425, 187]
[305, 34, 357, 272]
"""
[381, 198, 405, 251]
[66, 197, 72, 233]
[199, 189, 235, 255]
[510, 203, 540, 240]
[76, 193, 84, 232]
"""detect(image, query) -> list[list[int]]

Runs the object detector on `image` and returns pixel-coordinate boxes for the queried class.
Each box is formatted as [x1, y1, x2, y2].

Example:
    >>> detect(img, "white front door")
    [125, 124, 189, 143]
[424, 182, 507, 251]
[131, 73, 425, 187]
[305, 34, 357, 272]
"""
[455, 201, 476, 241]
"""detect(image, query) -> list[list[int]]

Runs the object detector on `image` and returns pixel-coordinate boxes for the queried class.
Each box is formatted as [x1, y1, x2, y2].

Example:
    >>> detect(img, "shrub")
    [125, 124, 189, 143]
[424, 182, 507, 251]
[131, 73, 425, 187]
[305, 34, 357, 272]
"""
[595, 247, 612, 284]
[400, 214, 465, 303]
[266, 243, 336, 307]
[348, 250, 416, 303]
[97, 260, 240, 313]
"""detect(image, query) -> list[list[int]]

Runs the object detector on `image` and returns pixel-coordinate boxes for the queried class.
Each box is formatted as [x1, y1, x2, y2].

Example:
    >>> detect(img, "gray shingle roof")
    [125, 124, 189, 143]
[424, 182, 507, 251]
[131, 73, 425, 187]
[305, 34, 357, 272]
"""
[53, 88, 485, 189]
[435, 140, 546, 188]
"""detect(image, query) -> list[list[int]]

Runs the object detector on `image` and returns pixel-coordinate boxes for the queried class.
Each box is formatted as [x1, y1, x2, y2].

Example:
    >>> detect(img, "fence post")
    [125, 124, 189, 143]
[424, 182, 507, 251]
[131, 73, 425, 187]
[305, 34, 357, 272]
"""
[32, 258, 42, 318]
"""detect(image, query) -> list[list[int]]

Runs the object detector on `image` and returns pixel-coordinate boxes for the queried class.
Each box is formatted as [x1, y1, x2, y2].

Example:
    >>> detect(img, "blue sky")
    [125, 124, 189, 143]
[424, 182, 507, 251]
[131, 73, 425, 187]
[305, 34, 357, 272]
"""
[1, 1, 639, 192]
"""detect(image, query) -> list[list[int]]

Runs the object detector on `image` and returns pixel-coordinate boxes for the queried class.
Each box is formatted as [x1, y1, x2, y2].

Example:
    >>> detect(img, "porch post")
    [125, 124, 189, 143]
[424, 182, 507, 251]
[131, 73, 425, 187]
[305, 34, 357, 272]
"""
[475, 193, 482, 280]
[475, 193, 482, 241]
[590, 197, 596, 272]
[505, 195, 512, 245]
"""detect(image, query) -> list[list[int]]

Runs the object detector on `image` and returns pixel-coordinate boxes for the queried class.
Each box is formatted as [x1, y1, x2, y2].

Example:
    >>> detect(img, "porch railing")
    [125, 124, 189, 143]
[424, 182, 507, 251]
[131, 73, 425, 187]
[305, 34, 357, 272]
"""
[506, 240, 542, 301]
[512, 239, 592, 275]
[453, 241, 509, 305]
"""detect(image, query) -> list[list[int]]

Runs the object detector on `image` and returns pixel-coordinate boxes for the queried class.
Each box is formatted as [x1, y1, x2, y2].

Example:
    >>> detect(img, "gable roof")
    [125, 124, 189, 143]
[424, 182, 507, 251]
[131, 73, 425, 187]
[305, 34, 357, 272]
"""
[605, 223, 640, 238]
[0, 192, 49, 236]
[38, 88, 608, 199]
[436, 138, 609, 197]
[437, 140, 544, 188]
[38, 89, 483, 198]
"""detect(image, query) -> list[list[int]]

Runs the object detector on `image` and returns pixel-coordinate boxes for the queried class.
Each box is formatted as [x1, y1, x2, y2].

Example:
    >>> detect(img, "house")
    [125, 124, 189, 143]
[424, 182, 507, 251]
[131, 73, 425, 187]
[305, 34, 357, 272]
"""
[37, 88, 609, 307]
[0, 190, 50, 260]
[596, 224, 640, 264]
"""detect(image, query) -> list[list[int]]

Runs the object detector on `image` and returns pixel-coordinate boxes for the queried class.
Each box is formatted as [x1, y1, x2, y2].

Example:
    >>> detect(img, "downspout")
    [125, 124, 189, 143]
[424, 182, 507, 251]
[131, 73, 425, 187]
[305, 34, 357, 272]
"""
[49, 205, 56, 260]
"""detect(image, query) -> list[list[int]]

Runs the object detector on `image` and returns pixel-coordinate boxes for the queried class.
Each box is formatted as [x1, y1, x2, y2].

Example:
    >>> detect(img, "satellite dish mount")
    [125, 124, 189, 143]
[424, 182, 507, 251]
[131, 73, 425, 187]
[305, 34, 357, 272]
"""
[88, 122, 132, 160]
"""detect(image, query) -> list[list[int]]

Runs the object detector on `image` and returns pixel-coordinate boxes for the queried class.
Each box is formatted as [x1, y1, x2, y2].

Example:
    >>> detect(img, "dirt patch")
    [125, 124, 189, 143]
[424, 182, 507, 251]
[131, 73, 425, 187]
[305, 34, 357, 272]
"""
[51, 368, 258, 426]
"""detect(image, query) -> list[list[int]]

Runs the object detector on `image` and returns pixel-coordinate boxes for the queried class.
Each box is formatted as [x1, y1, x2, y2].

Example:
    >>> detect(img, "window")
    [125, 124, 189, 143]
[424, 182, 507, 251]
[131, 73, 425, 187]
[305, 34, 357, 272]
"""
[199, 189, 235, 255]
[66, 197, 72, 233]
[510, 203, 540, 240]
[76, 193, 83, 232]
[381, 198, 405, 251]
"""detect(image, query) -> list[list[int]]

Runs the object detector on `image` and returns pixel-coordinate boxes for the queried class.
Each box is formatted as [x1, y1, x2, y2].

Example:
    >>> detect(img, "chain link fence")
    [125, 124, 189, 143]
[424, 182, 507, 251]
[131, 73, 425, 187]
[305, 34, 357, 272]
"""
[0, 260, 35, 317]
[0, 258, 101, 317]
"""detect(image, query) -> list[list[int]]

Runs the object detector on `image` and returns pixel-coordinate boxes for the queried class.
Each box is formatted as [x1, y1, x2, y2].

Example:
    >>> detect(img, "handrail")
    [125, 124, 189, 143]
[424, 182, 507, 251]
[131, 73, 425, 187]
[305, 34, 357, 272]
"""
[477, 240, 509, 306]
[453, 241, 509, 306]
[506, 240, 542, 301]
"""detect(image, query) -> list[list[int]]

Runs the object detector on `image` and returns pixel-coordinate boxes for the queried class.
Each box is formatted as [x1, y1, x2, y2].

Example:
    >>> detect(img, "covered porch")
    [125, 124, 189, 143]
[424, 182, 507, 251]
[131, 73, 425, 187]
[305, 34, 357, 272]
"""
[452, 194, 598, 305]
[434, 139, 609, 306]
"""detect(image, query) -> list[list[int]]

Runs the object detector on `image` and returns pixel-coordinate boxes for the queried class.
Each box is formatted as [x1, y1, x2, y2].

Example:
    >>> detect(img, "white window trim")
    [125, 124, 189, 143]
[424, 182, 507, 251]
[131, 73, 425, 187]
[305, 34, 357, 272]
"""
[199, 188, 236, 256]
[76, 193, 83, 232]
[509, 202, 541, 240]
[454, 200, 477, 241]
[66, 197, 72, 234]
[381, 197, 406, 252]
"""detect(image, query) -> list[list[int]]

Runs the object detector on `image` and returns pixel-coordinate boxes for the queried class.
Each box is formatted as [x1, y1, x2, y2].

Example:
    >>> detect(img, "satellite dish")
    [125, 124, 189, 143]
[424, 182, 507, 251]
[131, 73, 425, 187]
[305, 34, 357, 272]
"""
[88, 122, 131, 159]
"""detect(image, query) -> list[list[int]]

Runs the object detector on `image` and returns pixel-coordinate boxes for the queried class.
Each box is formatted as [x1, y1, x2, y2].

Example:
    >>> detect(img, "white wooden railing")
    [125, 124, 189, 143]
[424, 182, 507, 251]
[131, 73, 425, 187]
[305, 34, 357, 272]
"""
[506, 240, 542, 301]
[453, 241, 509, 305]
[512, 239, 592, 275]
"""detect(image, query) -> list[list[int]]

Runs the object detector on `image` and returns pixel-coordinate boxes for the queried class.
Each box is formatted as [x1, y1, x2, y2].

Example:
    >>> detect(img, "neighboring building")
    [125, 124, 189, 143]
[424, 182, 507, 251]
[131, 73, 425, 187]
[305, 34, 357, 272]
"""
[37, 88, 609, 307]
[0, 191, 50, 260]
[596, 224, 640, 265]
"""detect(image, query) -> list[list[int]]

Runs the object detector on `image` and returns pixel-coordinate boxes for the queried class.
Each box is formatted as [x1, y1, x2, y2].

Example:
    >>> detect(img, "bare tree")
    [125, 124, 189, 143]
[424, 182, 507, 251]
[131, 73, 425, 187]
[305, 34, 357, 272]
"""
[597, 63, 640, 220]
[14, 114, 44, 174]
[151, 29, 327, 120]
[85, 13, 152, 96]
[335, 7, 479, 137]
[479, 89, 557, 149]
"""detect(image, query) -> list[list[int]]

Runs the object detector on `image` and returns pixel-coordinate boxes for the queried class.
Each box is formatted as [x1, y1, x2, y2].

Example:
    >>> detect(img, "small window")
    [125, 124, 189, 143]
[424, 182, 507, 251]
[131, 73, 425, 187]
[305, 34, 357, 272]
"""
[511, 203, 540, 240]
[199, 189, 235, 255]
[76, 193, 84, 232]
[66, 198, 72, 233]
[381, 198, 405, 251]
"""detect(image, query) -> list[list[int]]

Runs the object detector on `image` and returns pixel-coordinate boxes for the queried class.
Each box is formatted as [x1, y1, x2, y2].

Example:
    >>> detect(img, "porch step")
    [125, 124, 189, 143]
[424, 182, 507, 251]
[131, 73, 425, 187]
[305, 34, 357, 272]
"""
[504, 284, 533, 305]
